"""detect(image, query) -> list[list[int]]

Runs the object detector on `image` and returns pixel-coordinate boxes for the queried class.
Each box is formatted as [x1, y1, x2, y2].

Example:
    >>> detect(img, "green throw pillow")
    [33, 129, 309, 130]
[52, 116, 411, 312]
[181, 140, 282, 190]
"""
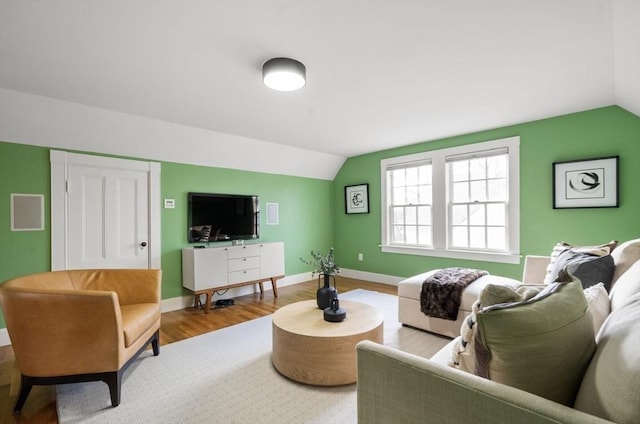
[474, 275, 596, 406]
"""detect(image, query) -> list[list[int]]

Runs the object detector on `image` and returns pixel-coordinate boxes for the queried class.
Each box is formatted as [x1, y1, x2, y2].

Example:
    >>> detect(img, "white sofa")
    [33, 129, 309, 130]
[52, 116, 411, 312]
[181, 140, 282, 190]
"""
[358, 238, 640, 424]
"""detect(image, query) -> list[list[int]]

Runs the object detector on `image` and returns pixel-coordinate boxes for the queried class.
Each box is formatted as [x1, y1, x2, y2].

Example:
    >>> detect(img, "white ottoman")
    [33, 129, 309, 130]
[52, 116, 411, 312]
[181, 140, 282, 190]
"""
[398, 270, 521, 338]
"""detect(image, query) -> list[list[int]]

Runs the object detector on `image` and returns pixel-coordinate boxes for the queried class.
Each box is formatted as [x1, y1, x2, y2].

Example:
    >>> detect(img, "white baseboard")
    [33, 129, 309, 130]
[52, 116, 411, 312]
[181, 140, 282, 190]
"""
[0, 271, 402, 346]
[339, 268, 404, 286]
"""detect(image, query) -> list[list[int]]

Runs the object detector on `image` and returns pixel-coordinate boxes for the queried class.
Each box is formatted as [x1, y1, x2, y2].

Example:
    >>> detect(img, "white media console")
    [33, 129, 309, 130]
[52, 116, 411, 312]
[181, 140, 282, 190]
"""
[182, 242, 285, 313]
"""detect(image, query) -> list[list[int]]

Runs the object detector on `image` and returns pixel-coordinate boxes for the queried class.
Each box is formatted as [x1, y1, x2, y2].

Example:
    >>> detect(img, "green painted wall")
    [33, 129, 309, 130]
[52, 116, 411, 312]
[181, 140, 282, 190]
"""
[333, 106, 640, 280]
[0, 143, 52, 281]
[2, 105, 639, 330]
[0, 142, 334, 327]
[160, 162, 334, 299]
[0, 143, 52, 328]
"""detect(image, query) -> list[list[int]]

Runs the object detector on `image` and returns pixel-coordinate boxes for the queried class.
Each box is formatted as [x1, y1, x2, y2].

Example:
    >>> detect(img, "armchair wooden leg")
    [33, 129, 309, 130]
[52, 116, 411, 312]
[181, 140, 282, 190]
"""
[151, 330, 160, 356]
[13, 375, 33, 412]
[103, 371, 122, 407]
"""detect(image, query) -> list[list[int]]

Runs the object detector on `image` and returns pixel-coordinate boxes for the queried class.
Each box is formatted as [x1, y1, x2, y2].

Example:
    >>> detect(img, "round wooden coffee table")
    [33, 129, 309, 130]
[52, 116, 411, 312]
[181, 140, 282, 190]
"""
[271, 299, 383, 386]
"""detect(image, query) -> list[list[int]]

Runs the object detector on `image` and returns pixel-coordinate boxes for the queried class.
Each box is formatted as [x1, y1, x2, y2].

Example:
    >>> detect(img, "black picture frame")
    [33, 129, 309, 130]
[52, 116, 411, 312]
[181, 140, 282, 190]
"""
[345, 183, 369, 214]
[552, 156, 619, 209]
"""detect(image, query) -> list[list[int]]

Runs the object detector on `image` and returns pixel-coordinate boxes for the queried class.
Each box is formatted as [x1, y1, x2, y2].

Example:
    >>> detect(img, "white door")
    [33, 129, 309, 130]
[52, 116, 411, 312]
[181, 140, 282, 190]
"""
[50, 151, 161, 270]
[67, 165, 149, 268]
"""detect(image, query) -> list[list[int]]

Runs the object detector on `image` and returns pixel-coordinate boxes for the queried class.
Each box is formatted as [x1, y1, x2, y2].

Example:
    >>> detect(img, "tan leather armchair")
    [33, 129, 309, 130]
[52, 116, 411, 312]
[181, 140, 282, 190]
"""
[0, 269, 162, 412]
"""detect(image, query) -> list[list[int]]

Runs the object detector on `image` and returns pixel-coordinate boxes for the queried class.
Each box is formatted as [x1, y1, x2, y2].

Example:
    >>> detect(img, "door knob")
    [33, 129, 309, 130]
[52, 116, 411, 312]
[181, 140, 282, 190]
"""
[140, 242, 148, 247]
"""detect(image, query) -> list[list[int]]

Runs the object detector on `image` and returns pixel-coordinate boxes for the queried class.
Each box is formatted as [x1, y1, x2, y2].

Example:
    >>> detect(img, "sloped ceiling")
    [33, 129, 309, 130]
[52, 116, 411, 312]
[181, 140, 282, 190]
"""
[1, 1, 638, 160]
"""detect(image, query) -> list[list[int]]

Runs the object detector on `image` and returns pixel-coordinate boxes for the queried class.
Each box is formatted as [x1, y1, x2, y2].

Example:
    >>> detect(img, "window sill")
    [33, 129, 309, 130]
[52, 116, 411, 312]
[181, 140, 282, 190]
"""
[381, 245, 521, 264]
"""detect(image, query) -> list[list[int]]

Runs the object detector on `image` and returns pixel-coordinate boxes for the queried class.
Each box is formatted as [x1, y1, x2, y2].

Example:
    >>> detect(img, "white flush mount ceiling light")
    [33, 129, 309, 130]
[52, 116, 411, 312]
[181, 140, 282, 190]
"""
[262, 57, 306, 91]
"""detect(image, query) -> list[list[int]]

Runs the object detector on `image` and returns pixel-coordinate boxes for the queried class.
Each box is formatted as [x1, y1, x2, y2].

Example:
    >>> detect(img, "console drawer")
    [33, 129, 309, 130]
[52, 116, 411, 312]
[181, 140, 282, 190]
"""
[227, 244, 260, 259]
[228, 268, 260, 284]
[228, 256, 260, 272]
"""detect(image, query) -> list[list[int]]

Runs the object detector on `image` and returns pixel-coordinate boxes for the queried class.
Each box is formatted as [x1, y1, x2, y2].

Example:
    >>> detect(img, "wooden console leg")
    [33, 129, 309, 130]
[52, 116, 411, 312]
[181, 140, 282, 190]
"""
[204, 291, 211, 314]
[271, 277, 279, 297]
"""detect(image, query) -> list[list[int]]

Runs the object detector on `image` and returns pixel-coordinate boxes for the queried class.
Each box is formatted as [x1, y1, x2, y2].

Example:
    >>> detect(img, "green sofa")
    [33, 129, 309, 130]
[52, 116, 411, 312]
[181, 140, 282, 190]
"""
[357, 238, 640, 424]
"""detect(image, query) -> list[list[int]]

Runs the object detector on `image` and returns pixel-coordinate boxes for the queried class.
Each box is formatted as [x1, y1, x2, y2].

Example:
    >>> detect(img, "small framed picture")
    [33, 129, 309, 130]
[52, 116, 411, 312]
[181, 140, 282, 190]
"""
[345, 183, 370, 214]
[553, 156, 619, 209]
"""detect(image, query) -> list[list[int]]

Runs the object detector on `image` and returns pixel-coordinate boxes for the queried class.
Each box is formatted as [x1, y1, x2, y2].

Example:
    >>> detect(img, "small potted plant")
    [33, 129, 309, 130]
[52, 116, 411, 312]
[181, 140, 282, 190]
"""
[301, 247, 340, 309]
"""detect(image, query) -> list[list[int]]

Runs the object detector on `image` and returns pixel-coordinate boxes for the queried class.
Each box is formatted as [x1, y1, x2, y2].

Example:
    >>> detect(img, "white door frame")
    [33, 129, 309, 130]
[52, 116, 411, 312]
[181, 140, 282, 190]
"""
[50, 150, 161, 270]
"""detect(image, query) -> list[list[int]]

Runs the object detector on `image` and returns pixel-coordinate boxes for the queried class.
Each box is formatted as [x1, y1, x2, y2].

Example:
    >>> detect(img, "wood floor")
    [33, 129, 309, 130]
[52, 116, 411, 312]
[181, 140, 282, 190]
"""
[0, 277, 397, 423]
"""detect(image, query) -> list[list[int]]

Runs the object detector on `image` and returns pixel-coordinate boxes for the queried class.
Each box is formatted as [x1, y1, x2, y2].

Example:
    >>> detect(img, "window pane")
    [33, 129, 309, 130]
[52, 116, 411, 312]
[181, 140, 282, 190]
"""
[452, 226, 468, 247]
[406, 167, 418, 186]
[392, 169, 405, 187]
[405, 207, 417, 225]
[418, 185, 432, 204]
[393, 187, 406, 205]
[419, 165, 432, 184]
[470, 181, 486, 201]
[469, 204, 485, 225]
[488, 179, 506, 201]
[487, 203, 505, 225]
[487, 227, 506, 250]
[469, 227, 485, 248]
[418, 206, 431, 225]
[392, 225, 405, 243]
[487, 155, 507, 178]
[406, 226, 417, 244]
[451, 161, 468, 182]
[393, 207, 404, 224]
[453, 182, 469, 202]
[418, 226, 432, 246]
[452, 205, 467, 225]
[406, 186, 419, 204]
[469, 158, 485, 180]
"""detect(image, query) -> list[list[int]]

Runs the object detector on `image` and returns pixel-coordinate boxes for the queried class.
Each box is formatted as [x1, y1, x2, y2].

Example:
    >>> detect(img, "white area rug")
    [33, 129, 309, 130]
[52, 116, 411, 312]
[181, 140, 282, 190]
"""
[57, 289, 450, 423]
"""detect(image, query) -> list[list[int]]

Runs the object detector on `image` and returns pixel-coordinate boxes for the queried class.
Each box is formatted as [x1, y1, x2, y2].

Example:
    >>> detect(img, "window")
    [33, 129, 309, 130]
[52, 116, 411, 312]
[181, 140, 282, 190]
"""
[388, 162, 433, 246]
[448, 151, 508, 251]
[381, 137, 520, 264]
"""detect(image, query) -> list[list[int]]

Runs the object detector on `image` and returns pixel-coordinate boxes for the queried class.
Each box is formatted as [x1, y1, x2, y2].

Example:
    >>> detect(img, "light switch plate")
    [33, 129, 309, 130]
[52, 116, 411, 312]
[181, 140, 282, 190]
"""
[164, 199, 175, 209]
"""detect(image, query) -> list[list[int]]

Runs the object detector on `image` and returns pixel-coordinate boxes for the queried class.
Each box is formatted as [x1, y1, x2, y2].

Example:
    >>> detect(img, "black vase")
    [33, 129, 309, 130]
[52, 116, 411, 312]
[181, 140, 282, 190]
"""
[317, 274, 337, 309]
[323, 297, 347, 322]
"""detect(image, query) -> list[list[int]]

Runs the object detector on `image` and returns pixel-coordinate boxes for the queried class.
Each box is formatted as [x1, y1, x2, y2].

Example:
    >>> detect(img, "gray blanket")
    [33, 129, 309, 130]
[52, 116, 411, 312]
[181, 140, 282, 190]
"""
[420, 267, 488, 320]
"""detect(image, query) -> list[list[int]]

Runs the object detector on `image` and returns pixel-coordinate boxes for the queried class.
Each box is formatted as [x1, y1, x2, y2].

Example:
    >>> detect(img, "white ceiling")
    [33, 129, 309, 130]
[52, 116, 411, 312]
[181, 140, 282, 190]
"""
[1, 1, 639, 159]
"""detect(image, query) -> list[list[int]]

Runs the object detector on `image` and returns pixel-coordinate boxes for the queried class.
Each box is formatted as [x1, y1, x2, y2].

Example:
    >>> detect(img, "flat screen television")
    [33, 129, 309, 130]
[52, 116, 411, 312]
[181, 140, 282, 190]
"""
[187, 192, 260, 242]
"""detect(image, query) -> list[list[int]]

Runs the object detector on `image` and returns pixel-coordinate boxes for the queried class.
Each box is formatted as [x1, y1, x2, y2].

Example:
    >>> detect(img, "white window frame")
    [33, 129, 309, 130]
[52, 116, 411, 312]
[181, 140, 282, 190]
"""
[381, 136, 520, 264]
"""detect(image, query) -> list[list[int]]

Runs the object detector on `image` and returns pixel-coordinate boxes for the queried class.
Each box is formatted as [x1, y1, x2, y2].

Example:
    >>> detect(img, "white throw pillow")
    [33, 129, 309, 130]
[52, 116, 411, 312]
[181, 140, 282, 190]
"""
[609, 260, 640, 311]
[583, 283, 610, 337]
[449, 299, 480, 373]
[544, 242, 571, 284]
